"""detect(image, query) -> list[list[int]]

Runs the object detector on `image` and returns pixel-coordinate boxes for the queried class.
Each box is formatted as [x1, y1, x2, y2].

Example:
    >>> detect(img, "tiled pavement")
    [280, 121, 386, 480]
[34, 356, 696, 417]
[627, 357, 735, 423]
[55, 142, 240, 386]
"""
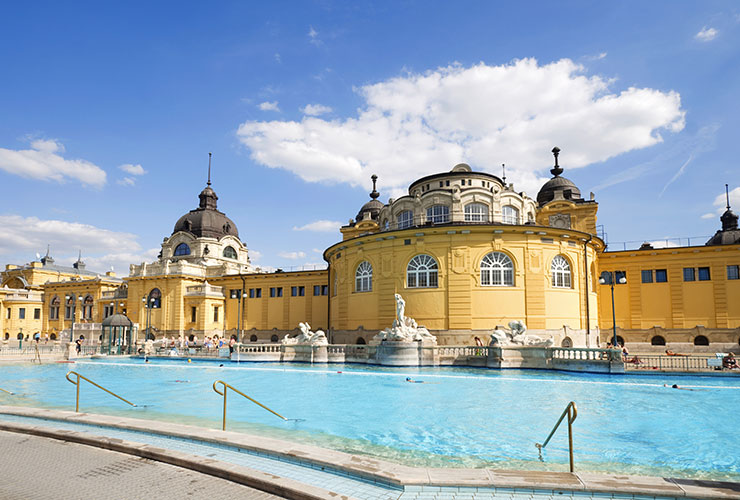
[0, 430, 284, 500]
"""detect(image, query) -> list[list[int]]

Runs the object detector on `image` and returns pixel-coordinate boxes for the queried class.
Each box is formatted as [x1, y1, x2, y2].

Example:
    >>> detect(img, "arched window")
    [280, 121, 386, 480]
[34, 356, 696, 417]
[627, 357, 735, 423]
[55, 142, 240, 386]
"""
[222, 246, 237, 259]
[651, 335, 666, 346]
[551, 255, 572, 288]
[561, 337, 573, 348]
[49, 296, 60, 320]
[356, 337, 366, 345]
[250, 334, 258, 342]
[65, 295, 76, 320]
[355, 261, 372, 292]
[3, 333, 8, 340]
[82, 295, 94, 320]
[398, 210, 413, 230]
[148, 288, 162, 308]
[407, 255, 439, 288]
[464, 203, 488, 222]
[502, 205, 519, 224]
[50, 333, 57, 340]
[174, 243, 191, 256]
[426, 205, 450, 224]
[480, 252, 514, 286]
[694, 335, 709, 346]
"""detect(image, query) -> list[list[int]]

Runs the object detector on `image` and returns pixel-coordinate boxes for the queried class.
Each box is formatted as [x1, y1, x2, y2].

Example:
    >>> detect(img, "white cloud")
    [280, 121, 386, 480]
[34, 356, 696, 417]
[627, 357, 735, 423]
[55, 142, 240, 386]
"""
[704, 186, 740, 219]
[274, 53, 281, 64]
[695, 26, 718, 42]
[308, 26, 321, 46]
[292, 220, 342, 232]
[648, 239, 680, 249]
[117, 177, 136, 186]
[301, 104, 332, 116]
[238, 58, 685, 195]
[119, 163, 146, 176]
[278, 251, 307, 260]
[0, 139, 106, 187]
[0, 214, 154, 273]
[258, 101, 280, 112]
[701, 213, 715, 219]
[249, 249, 263, 262]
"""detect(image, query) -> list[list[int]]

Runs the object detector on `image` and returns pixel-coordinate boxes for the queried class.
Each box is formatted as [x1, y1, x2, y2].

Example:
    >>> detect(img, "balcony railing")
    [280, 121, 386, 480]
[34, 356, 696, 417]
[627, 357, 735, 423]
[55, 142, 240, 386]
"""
[185, 284, 224, 297]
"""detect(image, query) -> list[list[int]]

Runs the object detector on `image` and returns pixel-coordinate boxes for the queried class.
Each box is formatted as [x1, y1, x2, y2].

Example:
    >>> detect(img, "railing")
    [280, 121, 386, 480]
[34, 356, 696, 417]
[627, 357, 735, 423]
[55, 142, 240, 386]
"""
[237, 344, 282, 354]
[604, 235, 712, 251]
[535, 401, 578, 473]
[437, 346, 489, 357]
[65, 370, 137, 412]
[551, 347, 620, 362]
[212, 380, 287, 430]
[624, 355, 722, 372]
[0, 387, 14, 395]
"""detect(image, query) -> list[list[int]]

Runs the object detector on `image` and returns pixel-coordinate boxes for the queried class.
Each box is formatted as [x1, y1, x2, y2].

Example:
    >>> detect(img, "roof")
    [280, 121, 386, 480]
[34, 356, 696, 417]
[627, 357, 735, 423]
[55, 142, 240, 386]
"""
[172, 184, 240, 239]
[101, 313, 133, 327]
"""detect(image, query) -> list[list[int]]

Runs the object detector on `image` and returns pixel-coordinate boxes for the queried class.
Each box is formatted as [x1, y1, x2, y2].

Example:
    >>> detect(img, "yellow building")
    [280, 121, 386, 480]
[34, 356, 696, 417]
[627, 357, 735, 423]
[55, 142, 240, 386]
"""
[2, 147, 738, 351]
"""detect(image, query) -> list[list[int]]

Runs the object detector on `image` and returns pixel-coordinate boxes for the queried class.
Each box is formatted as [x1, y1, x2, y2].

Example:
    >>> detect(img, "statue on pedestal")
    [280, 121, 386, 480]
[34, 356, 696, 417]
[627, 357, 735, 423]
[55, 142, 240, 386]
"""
[282, 322, 328, 345]
[373, 294, 437, 343]
[489, 320, 554, 347]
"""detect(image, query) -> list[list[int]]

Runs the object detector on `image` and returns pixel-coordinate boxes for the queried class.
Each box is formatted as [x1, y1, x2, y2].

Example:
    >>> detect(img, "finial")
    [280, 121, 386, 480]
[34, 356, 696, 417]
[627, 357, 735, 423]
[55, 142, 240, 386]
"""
[550, 147, 563, 177]
[77, 250, 82, 262]
[45, 244, 50, 257]
[502, 163, 506, 184]
[207, 152, 212, 186]
[726, 183, 731, 210]
[370, 174, 379, 200]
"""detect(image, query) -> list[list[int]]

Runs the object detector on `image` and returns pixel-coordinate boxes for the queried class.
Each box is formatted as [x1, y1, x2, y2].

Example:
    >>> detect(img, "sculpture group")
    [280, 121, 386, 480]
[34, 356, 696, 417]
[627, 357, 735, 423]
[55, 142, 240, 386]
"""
[373, 294, 437, 343]
[281, 322, 328, 345]
[489, 320, 554, 347]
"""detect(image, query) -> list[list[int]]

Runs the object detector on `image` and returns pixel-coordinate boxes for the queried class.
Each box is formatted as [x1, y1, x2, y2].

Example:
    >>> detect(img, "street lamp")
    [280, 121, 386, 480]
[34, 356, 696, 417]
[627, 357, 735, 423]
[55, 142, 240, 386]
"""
[64, 295, 83, 343]
[142, 296, 157, 346]
[599, 271, 627, 348]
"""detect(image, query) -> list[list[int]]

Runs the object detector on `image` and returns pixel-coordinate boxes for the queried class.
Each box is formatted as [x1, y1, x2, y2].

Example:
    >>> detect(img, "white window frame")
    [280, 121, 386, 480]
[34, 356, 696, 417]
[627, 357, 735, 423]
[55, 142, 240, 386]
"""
[502, 205, 519, 225]
[464, 203, 489, 222]
[480, 252, 514, 286]
[407, 254, 439, 288]
[426, 205, 450, 224]
[355, 261, 373, 292]
[551, 255, 572, 288]
[398, 210, 413, 230]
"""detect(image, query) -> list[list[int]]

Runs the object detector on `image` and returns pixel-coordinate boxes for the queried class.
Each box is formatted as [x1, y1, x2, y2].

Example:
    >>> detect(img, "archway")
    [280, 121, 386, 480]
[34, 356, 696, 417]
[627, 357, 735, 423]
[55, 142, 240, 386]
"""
[651, 335, 666, 346]
[694, 335, 709, 346]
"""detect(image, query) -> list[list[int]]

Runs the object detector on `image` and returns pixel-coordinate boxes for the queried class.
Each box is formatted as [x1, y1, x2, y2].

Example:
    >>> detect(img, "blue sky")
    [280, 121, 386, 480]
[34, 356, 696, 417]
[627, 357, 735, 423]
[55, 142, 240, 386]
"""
[1, 1, 739, 273]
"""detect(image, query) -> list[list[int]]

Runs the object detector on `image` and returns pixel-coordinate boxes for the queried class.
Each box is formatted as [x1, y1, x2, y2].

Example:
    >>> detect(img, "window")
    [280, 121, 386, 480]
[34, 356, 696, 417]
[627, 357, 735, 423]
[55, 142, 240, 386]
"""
[83, 295, 94, 319]
[398, 210, 413, 230]
[229, 289, 241, 299]
[698, 267, 711, 281]
[65, 295, 76, 320]
[103, 305, 113, 318]
[277, 287, 283, 297]
[298, 286, 304, 296]
[464, 203, 488, 222]
[50, 296, 60, 320]
[321, 285, 328, 295]
[213, 306, 219, 322]
[256, 288, 262, 298]
[683, 268, 695, 282]
[651, 336, 666, 346]
[480, 252, 514, 286]
[314, 285, 321, 296]
[148, 288, 161, 308]
[269, 287, 282, 298]
[614, 270, 626, 283]
[551, 256, 572, 288]
[174, 243, 191, 256]
[291, 286, 298, 296]
[249, 288, 255, 298]
[407, 254, 439, 288]
[222, 246, 237, 259]
[502, 205, 519, 225]
[426, 205, 450, 224]
[694, 335, 709, 346]
[270, 287, 276, 297]
[355, 261, 373, 292]
[191, 306, 197, 323]
[641, 270, 653, 283]
[728, 265, 739, 280]
[34, 308, 40, 320]
[655, 269, 668, 282]
[18, 308, 25, 320]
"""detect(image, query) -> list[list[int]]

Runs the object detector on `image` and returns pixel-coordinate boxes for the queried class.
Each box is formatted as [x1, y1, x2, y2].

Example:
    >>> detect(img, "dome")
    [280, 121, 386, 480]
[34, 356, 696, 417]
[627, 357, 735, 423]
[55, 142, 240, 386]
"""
[355, 174, 384, 222]
[173, 183, 240, 239]
[536, 147, 583, 207]
[102, 313, 132, 327]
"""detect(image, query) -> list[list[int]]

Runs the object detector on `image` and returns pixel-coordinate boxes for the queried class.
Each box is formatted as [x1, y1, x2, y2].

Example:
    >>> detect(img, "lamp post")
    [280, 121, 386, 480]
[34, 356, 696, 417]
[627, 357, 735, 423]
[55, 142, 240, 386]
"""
[599, 271, 627, 348]
[141, 296, 157, 345]
[65, 295, 83, 343]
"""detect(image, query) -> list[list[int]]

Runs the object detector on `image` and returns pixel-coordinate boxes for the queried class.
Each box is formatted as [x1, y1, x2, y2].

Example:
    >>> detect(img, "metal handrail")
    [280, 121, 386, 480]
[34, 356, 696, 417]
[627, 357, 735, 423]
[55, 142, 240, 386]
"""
[0, 387, 14, 395]
[65, 370, 137, 412]
[212, 380, 287, 430]
[535, 401, 578, 472]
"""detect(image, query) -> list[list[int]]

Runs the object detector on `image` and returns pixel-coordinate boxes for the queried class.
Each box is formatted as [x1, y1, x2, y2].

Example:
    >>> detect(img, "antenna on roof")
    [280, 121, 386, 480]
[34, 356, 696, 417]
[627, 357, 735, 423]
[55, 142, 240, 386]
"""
[726, 183, 731, 209]
[501, 163, 506, 184]
[207, 152, 212, 186]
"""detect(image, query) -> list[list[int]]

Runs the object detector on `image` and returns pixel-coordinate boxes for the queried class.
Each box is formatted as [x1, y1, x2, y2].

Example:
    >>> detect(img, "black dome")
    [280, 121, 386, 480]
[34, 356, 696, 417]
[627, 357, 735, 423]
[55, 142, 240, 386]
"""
[354, 174, 384, 223]
[536, 147, 583, 207]
[173, 184, 240, 239]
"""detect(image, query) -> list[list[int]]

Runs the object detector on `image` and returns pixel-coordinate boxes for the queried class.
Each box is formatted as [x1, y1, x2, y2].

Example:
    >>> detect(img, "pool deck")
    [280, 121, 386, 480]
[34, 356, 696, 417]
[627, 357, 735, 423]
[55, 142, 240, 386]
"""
[0, 406, 737, 500]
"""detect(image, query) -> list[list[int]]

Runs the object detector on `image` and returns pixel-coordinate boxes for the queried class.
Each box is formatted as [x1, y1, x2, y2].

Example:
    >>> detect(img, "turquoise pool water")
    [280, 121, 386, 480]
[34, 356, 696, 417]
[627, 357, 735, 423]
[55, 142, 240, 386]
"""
[1, 358, 738, 481]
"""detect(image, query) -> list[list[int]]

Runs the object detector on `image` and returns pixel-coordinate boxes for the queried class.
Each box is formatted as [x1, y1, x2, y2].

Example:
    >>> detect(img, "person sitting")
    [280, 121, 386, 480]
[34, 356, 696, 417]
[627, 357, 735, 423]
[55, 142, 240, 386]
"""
[723, 352, 738, 369]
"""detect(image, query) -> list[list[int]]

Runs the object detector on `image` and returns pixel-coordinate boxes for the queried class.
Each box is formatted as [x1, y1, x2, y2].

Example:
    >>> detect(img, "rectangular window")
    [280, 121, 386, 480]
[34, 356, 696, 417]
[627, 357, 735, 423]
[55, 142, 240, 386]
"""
[314, 285, 321, 296]
[299, 286, 305, 296]
[728, 265, 740, 280]
[34, 308, 40, 320]
[270, 287, 276, 298]
[614, 270, 626, 283]
[249, 288, 255, 298]
[291, 286, 297, 297]
[321, 285, 328, 295]
[277, 287, 283, 297]
[255, 288, 261, 298]
[229, 289, 241, 299]
[6, 308, 10, 319]
[191, 306, 196, 323]
[683, 268, 695, 282]
[19, 308, 25, 320]
[641, 270, 653, 283]
[213, 306, 219, 322]
[655, 269, 668, 282]
[698, 267, 711, 281]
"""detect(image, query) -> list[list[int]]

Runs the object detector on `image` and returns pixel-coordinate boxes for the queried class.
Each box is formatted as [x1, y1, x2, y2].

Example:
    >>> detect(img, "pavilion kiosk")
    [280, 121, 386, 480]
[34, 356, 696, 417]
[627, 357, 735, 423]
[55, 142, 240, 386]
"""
[101, 314, 133, 355]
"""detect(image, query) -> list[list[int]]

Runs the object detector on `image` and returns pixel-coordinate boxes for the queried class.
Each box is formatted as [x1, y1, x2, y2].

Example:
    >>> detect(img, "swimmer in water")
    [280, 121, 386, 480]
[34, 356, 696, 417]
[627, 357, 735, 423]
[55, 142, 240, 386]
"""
[174, 380, 190, 383]
[664, 384, 693, 391]
[405, 377, 424, 384]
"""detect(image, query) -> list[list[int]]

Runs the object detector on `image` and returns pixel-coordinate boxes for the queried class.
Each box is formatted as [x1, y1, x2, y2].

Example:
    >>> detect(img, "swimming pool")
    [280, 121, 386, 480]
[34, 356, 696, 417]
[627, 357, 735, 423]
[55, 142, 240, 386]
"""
[1, 358, 738, 481]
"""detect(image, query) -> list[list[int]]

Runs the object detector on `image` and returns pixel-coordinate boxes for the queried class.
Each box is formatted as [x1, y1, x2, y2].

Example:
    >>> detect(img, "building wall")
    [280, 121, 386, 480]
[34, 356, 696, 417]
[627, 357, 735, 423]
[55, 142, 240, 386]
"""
[0, 289, 43, 341]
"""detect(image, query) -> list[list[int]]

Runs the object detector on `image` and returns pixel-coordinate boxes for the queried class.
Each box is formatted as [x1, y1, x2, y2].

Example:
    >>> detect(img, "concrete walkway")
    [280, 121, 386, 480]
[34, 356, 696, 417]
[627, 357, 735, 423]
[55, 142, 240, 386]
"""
[0, 430, 285, 500]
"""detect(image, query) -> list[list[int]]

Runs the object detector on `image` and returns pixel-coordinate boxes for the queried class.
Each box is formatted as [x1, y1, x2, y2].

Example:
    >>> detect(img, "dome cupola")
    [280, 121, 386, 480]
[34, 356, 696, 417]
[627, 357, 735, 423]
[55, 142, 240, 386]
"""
[355, 174, 384, 222]
[536, 147, 583, 206]
[706, 184, 740, 245]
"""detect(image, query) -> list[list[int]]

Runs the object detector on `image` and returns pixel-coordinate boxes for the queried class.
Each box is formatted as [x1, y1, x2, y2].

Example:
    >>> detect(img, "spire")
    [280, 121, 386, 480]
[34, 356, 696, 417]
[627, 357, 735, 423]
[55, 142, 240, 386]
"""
[41, 245, 54, 266]
[726, 183, 731, 210]
[502, 163, 506, 184]
[73, 250, 86, 270]
[550, 147, 563, 177]
[369, 174, 379, 200]
[720, 183, 738, 232]
[207, 152, 212, 186]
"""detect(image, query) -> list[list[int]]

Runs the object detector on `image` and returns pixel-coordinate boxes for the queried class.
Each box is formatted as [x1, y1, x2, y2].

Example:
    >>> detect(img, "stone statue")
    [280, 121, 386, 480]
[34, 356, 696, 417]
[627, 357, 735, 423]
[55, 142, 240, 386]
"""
[489, 320, 554, 347]
[373, 294, 437, 343]
[282, 322, 328, 345]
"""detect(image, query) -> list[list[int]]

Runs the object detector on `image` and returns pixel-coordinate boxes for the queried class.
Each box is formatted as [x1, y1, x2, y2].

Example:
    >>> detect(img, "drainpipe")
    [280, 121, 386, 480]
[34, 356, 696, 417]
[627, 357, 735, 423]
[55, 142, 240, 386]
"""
[326, 260, 332, 344]
[239, 274, 246, 343]
[583, 234, 593, 347]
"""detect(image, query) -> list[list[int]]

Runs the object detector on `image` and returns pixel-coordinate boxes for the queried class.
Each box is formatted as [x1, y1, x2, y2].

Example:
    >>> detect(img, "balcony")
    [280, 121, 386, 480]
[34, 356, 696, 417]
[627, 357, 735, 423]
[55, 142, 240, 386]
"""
[185, 283, 225, 298]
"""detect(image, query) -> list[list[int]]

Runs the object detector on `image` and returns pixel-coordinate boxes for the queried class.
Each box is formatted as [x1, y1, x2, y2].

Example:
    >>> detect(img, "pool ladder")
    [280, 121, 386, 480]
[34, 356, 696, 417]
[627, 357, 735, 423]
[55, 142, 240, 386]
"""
[213, 380, 288, 430]
[535, 401, 578, 472]
[65, 370, 137, 412]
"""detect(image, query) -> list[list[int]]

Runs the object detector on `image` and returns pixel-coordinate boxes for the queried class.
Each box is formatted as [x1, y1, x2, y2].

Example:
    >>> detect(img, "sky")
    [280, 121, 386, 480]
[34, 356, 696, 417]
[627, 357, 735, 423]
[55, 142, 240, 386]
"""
[1, 1, 739, 274]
